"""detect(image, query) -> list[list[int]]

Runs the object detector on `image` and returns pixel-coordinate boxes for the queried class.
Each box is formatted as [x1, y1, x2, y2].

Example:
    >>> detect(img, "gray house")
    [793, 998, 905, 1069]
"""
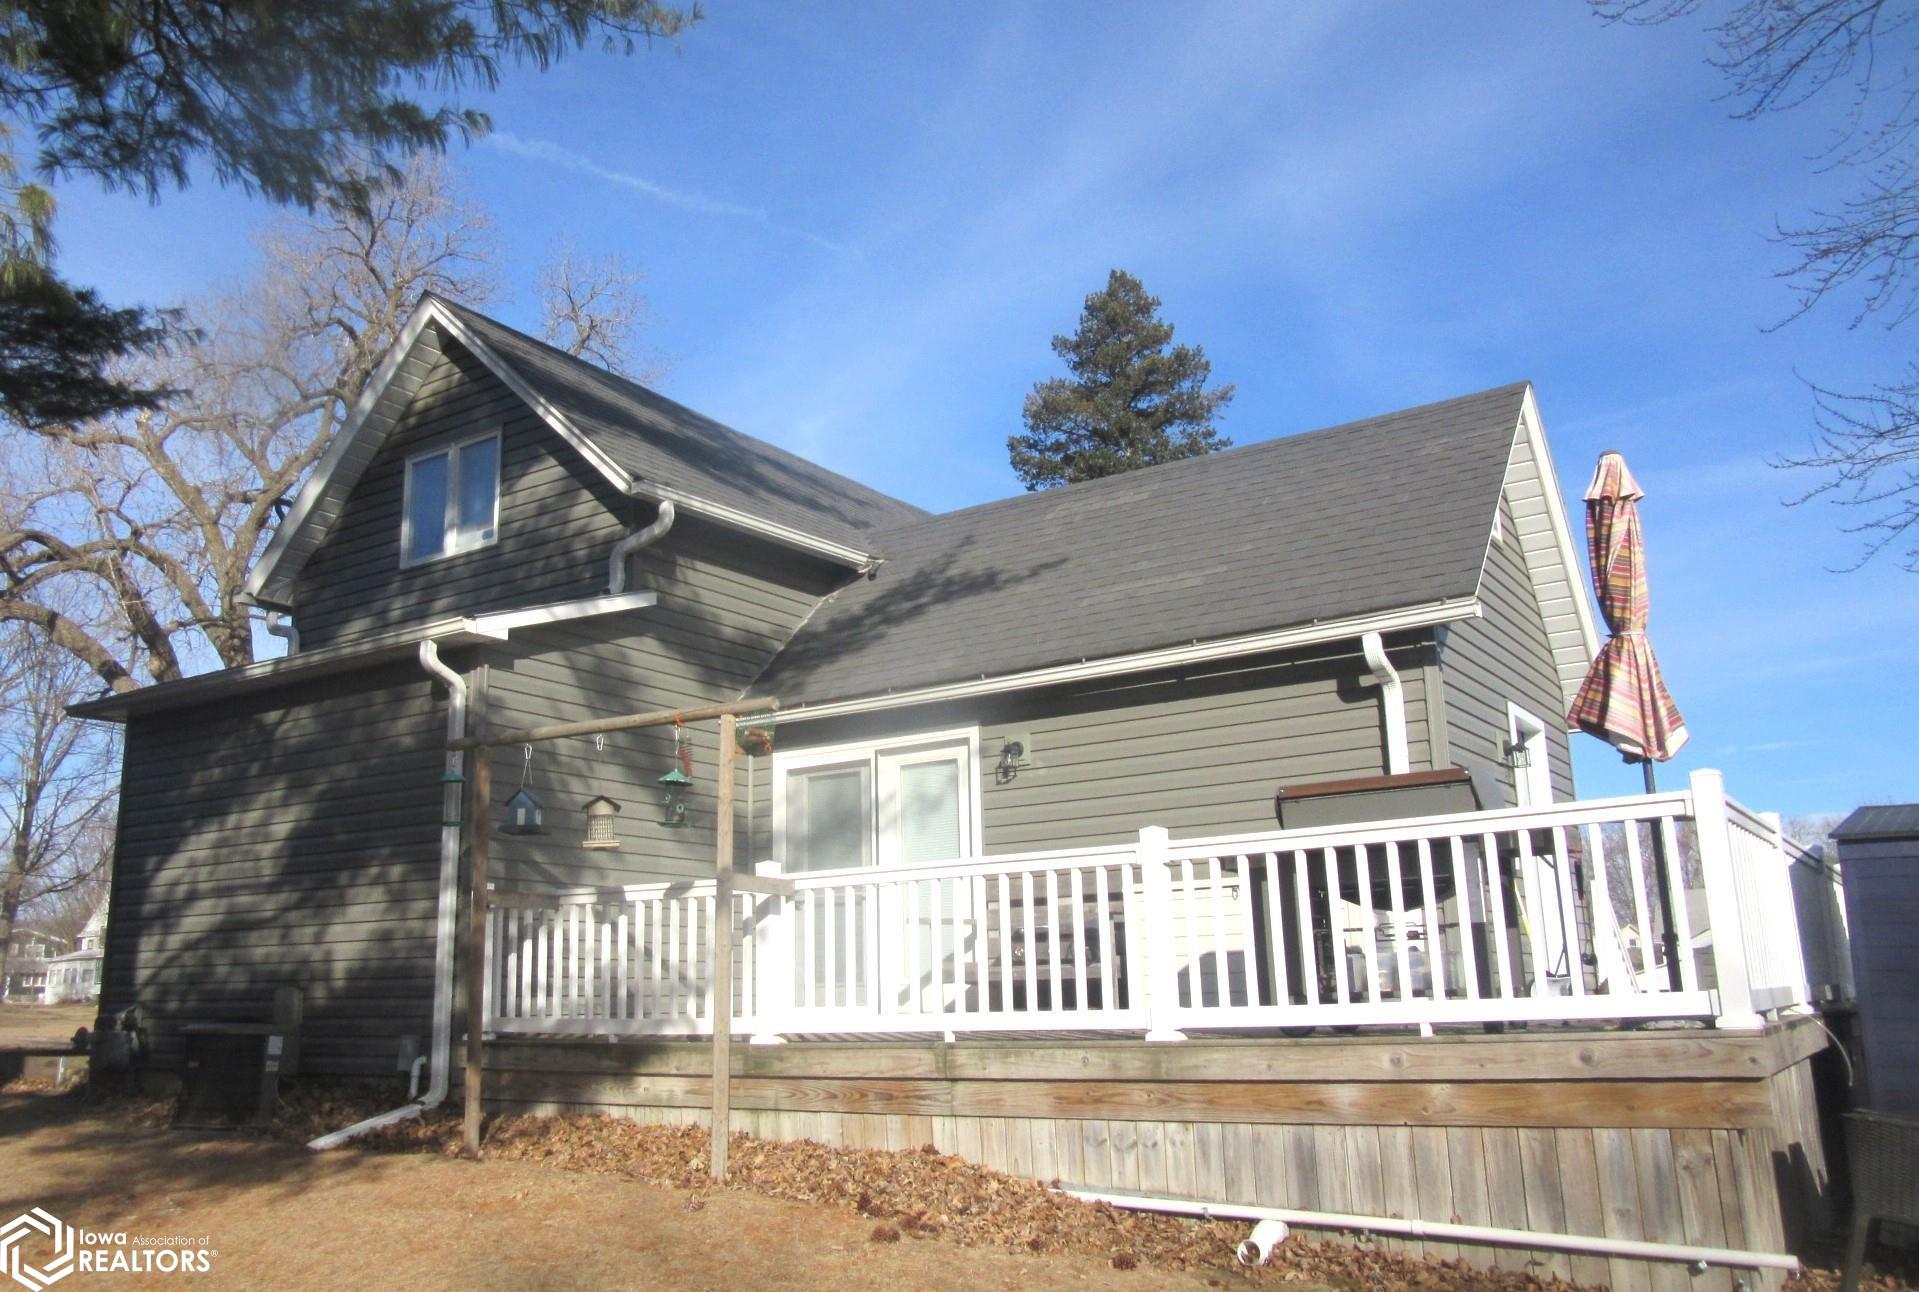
[75, 297, 1848, 1288]
[76, 295, 1596, 1074]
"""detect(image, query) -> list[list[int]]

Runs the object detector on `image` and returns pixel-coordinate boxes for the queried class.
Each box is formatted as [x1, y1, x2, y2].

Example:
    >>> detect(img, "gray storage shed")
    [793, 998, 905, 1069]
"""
[1836, 805, 1919, 1114]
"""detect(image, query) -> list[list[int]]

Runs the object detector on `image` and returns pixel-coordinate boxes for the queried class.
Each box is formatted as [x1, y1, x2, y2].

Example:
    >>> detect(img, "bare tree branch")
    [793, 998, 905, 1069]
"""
[1595, 0, 1919, 568]
[0, 156, 500, 688]
[1774, 369, 1919, 568]
[537, 238, 668, 383]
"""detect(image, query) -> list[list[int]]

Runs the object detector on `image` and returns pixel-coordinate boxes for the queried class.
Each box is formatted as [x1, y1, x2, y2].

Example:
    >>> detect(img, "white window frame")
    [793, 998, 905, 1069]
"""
[1506, 702, 1553, 808]
[772, 727, 981, 873]
[400, 429, 502, 568]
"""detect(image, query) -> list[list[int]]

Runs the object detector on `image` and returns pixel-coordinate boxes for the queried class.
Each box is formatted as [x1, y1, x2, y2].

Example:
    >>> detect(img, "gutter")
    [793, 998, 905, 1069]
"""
[309, 638, 466, 1150]
[70, 592, 657, 723]
[768, 599, 1480, 724]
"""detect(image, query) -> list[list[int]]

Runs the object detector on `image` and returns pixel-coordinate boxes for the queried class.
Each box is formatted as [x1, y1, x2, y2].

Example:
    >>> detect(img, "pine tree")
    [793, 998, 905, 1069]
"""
[1008, 269, 1234, 490]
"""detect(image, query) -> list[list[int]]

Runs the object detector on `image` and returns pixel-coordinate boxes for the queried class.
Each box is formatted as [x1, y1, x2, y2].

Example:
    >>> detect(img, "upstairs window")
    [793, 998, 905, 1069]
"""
[403, 432, 500, 566]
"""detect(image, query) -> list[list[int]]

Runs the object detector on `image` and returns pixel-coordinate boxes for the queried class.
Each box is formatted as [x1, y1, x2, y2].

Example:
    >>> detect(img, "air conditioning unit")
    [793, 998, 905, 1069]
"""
[175, 1023, 286, 1128]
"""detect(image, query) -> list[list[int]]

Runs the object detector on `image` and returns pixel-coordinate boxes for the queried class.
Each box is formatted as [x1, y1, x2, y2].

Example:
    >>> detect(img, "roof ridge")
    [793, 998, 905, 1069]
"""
[879, 380, 1532, 535]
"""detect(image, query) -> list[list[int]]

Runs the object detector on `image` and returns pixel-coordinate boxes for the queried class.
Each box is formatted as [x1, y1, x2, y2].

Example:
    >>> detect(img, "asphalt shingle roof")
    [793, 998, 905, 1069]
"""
[750, 383, 1527, 707]
[443, 300, 928, 549]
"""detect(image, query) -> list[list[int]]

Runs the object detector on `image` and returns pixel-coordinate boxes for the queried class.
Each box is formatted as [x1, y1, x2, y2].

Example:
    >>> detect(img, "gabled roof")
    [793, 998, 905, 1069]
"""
[437, 302, 928, 546]
[237, 298, 1597, 725]
[751, 382, 1599, 714]
[245, 296, 925, 607]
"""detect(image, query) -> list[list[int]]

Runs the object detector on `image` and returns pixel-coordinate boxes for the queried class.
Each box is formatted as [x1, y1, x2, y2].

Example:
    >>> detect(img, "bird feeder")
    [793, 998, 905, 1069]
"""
[658, 768, 691, 828]
[737, 720, 776, 757]
[582, 795, 622, 849]
[502, 788, 545, 835]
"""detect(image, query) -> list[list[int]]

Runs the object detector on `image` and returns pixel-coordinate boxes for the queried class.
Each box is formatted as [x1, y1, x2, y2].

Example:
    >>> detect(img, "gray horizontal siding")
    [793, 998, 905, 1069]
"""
[756, 634, 1437, 860]
[1435, 491, 1573, 808]
[482, 516, 840, 889]
[293, 332, 639, 651]
[102, 661, 443, 1077]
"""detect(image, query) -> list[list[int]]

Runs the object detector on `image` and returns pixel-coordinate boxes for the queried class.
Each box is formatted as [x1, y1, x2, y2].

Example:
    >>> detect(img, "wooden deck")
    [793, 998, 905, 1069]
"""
[483, 1015, 1835, 1292]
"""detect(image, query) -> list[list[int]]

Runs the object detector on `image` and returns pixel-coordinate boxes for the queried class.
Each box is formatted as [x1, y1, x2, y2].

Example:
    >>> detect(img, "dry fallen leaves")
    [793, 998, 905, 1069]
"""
[251, 1081, 1909, 1291]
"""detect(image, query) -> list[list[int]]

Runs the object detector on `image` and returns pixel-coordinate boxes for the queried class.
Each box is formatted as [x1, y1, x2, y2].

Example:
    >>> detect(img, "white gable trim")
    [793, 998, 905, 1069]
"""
[1489, 386, 1602, 721]
[245, 298, 873, 607]
[246, 299, 449, 606]
[431, 307, 879, 569]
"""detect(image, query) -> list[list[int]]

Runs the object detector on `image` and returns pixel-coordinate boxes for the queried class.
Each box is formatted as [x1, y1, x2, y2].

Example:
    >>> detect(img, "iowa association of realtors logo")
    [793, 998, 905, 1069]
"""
[0, 1209, 213, 1288]
[0, 1209, 73, 1291]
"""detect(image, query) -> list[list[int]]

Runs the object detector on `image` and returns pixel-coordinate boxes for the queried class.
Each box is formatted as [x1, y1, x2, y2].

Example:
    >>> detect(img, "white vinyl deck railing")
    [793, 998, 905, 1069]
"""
[482, 768, 1825, 1041]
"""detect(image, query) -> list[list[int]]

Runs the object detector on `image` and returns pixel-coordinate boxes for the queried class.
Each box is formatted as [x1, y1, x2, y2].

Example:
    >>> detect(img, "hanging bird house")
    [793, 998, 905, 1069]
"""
[581, 795, 622, 849]
[502, 788, 545, 835]
[658, 768, 692, 828]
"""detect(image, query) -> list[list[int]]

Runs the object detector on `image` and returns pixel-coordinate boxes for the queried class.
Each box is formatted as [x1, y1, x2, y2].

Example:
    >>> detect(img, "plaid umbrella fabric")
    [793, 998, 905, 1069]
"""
[1567, 451, 1688, 762]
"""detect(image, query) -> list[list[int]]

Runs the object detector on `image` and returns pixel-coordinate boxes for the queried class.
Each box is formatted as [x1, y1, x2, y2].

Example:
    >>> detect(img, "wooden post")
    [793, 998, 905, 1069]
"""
[710, 712, 737, 1179]
[463, 743, 491, 1157]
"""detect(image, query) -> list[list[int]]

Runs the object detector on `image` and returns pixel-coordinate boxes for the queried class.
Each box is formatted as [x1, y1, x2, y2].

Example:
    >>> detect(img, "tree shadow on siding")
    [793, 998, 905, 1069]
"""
[753, 537, 1068, 697]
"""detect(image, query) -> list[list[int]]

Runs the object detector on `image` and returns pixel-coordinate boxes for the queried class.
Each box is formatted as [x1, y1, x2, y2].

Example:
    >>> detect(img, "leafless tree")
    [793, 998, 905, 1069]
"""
[0, 157, 499, 691]
[538, 239, 668, 383]
[1596, 0, 1919, 568]
[0, 621, 119, 994]
[1784, 811, 1848, 855]
[0, 154, 662, 702]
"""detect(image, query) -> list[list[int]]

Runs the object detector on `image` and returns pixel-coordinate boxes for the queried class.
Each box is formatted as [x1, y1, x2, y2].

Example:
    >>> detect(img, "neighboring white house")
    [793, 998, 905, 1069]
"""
[2, 927, 69, 1002]
[43, 904, 107, 1005]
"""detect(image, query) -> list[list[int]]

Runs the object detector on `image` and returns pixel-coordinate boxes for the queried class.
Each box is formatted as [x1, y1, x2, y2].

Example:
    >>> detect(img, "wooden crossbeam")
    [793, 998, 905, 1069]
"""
[450, 698, 774, 751]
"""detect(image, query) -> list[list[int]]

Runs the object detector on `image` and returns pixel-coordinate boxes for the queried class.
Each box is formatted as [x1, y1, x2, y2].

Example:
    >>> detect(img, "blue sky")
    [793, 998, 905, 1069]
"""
[43, 2, 1918, 817]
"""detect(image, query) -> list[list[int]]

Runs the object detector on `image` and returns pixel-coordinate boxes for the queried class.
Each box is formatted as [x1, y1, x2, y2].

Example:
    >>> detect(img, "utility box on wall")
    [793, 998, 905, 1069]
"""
[1835, 805, 1919, 1115]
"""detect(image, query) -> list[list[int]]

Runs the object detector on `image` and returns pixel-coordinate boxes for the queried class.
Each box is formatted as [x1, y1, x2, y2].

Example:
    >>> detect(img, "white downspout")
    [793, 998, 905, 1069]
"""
[1359, 631, 1409, 776]
[309, 638, 465, 1150]
[1061, 1188, 1799, 1275]
[265, 611, 300, 656]
[607, 500, 675, 594]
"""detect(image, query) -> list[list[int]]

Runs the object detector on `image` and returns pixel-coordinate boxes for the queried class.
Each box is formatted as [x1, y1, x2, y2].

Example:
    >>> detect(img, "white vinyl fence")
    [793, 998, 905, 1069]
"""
[483, 769, 1825, 1041]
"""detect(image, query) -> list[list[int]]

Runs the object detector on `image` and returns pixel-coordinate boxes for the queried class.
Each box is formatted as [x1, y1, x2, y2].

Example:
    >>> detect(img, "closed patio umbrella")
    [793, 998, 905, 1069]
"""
[1569, 450, 1688, 771]
[1568, 449, 1688, 987]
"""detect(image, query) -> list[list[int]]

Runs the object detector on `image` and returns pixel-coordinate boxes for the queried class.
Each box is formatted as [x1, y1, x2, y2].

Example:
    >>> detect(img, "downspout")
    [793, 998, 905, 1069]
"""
[1359, 631, 1409, 776]
[607, 500, 675, 594]
[308, 638, 465, 1150]
[264, 611, 299, 656]
[1061, 1188, 1800, 1276]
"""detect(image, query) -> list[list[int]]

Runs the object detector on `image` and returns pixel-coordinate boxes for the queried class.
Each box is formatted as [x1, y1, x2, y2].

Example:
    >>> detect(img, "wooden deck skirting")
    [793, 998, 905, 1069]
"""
[481, 1018, 1833, 1292]
[484, 1017, 1828, 1132]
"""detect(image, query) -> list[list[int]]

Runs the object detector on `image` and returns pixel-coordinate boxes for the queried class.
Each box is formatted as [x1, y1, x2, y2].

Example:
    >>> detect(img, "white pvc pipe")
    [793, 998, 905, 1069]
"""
[1360, 631, 1408, 775]
[1061, 1187, 1800, 1274]
[1237, 1218, 1290, 1266]
[308, 639, 466, 1151]
[608, 500, 675, 594]
[264, 610, 300, 655]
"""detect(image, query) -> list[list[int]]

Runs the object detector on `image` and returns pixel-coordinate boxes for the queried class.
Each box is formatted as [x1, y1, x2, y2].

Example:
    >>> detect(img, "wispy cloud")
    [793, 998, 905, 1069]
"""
[484, 132, 849, 253]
